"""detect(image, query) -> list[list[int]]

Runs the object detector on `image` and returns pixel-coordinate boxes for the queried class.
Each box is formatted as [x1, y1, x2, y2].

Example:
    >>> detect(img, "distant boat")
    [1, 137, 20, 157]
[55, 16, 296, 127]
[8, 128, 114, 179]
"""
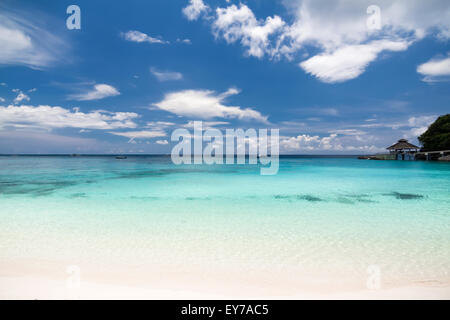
[115, 156, 127, 159]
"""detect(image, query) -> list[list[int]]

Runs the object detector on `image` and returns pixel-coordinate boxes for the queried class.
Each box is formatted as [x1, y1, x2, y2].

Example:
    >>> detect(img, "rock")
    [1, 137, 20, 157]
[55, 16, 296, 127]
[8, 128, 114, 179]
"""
[438, 155, 450, 161]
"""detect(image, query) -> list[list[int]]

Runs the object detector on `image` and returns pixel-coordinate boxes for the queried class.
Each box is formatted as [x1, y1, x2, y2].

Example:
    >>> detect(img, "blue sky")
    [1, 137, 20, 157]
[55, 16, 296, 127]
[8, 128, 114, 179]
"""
[0, 0, 449, 154]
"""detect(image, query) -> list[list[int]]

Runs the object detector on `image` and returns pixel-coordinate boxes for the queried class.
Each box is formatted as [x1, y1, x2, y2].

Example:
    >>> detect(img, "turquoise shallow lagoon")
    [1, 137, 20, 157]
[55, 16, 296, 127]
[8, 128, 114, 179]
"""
[1, 155, 449, 295]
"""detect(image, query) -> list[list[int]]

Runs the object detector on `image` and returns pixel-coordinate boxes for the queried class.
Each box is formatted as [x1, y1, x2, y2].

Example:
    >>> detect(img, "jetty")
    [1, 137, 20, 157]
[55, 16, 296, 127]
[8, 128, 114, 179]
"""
[359, 139, 450, 161]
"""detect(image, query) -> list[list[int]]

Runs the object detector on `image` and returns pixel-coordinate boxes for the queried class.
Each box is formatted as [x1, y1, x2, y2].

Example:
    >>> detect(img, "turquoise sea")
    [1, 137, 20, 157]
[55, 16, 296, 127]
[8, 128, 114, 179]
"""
[1, 155, 449, 293]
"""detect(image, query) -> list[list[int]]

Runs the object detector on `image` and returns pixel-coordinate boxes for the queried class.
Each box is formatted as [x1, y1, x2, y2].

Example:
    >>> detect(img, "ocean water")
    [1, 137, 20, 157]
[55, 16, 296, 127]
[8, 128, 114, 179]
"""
[0, 155, 449, 292]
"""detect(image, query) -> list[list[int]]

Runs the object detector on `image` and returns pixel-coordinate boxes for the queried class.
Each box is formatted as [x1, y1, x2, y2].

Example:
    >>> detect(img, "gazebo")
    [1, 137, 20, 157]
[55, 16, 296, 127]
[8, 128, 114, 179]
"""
[386, 139, 420, 160]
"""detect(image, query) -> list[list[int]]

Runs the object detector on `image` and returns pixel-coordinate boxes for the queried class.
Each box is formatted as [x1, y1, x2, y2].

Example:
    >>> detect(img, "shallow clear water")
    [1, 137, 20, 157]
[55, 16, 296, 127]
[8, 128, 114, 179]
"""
[1, 155, 449, 290]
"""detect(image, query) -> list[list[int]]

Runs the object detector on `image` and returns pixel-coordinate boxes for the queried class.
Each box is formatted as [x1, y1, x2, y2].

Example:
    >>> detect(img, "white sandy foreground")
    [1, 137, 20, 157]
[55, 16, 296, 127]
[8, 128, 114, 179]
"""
[0, 270, 450, 300]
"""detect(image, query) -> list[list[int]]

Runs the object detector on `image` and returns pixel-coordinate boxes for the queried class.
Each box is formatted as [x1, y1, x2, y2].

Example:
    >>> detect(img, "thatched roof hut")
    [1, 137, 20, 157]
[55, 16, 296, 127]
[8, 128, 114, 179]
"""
[387, 139, 420, 152]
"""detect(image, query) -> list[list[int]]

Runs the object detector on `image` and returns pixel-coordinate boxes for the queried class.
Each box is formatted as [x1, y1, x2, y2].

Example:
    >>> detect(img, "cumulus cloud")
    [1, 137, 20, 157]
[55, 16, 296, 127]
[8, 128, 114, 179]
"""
[68, 84, 120, 101]
[213, 4, 285, 58]
[280, 133, 382, 153]
[186, 0, 450, 82]
[0, 105, 138, 130]
[156, 139, 169, 145]
[417, 54, 450, 82]
[0, 97, 5, 102]
[121, 30, 168, 44]
[182, 0, 209, 21]
[150, 68, 183, 81]
[153, 88, 268, 122]
[0, 7, 68, 68]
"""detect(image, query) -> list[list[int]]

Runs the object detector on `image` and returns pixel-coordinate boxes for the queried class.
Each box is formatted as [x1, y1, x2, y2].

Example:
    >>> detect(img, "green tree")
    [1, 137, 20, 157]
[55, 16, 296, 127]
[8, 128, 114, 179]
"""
[418, 114, 450, 151]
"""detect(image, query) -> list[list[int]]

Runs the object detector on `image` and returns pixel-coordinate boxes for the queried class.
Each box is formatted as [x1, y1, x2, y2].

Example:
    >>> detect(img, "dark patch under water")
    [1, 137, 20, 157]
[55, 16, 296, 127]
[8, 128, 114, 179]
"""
[336, 197, 354, 204]
[297, 195, 323, 202]
[185, 196, 212, 201]
[384, 192, 425, 200]
[112, 168, 214, 180]
[69, 192, 88, 198]
[345, 194, 377, 203]
[0, 180, 80, 197]
[274, 194, 324, 202]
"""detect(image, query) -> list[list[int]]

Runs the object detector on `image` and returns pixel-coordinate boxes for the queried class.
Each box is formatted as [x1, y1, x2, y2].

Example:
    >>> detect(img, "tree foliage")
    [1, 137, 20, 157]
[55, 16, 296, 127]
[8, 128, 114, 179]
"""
[418, 114, 450, 151]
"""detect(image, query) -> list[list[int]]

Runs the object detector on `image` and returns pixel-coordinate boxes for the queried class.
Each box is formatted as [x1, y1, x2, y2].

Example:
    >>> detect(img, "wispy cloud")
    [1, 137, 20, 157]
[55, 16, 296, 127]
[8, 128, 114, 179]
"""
[177, 38, 192, 44]
[0, 5, 68, 68]
[68, 84, 120, 101]
[417, 53, 450, 82]
[120, 30, 168, 44]
[0, 105, 139, 130]
[150, 68, 183, 81]
[109, 130, 166, 142]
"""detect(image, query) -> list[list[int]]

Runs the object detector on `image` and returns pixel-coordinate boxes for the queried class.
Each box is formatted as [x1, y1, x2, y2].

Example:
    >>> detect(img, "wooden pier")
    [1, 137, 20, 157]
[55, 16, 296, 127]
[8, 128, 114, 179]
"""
[360, 139, 450, 161]
[415, 150, 450, 161]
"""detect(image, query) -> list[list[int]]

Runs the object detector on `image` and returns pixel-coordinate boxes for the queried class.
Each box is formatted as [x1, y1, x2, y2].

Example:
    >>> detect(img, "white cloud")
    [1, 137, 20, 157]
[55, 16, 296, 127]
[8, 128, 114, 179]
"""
[182, 0, 209, 21]
[188, 0, 450, 82]
[329, 129, 367, 136]
[0, 97, 5, 102]
[0, 8, 68, 68]
[146, 121, 176, 127]
[280, 133, 383, 153]
[13, 92, 30, 104]
[417, 54, 450, 82]
[109, 130, 166, 141]
[150, 68, 183, 81]
[299, 40, 410, 83]
[409, 126, 428, 137]
[213, 4, 285, 58]
[153, 88, 268, 122]
[0, 83, 7, 86]
[280, 134, 342, 151]
[177, 38, 192, 44]
[68, 84, 120, 101]
[121, 30, 168, 44]
[407, 115, 437, 128]
[156, 139, 169, 145]
[0, 105, 138, 130]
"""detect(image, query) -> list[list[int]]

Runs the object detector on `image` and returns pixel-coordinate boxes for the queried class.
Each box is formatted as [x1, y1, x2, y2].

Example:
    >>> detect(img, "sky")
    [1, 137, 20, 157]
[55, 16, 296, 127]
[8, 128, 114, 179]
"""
[0, 0, 449, 154]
